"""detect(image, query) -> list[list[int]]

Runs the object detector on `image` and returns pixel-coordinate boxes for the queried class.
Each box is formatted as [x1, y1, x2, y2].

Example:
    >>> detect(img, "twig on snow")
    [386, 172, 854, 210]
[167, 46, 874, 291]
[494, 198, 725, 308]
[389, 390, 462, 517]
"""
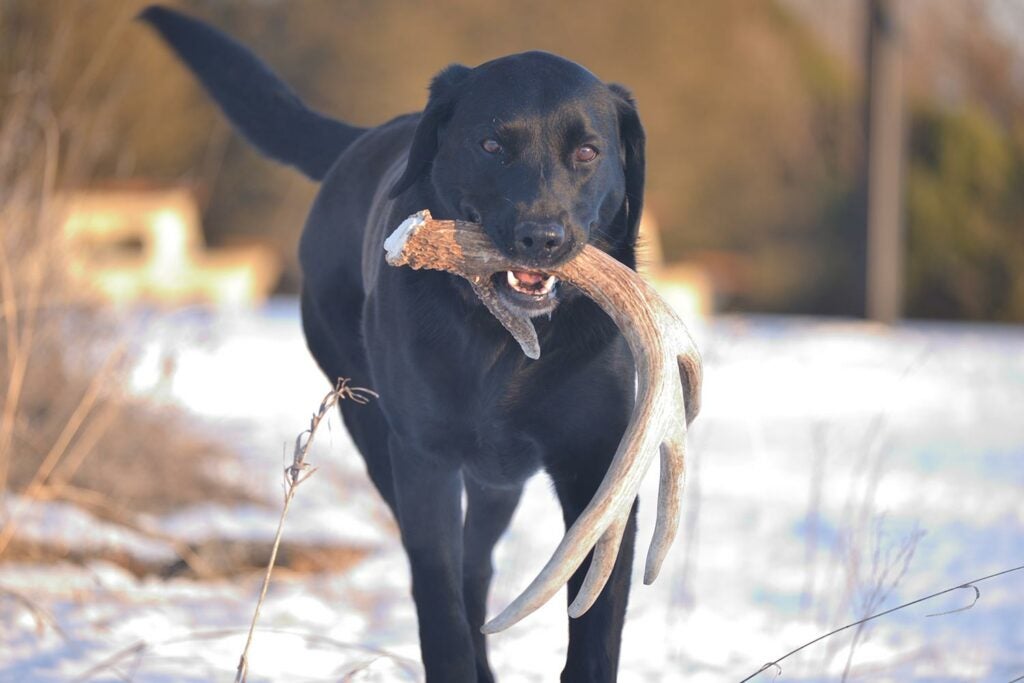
[234, 378, 377, 683]
[739, 563, 1024, 682]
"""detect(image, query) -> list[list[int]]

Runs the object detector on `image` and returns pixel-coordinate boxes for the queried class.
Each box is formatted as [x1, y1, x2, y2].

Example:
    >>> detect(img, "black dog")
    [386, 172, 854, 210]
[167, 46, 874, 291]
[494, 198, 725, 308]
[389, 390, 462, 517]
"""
[143, 7, 646, 681]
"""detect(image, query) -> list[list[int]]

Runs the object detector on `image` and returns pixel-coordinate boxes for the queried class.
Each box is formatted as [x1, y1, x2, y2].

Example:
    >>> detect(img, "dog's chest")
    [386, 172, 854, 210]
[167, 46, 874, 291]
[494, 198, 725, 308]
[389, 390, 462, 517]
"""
[414, 359, 559, 484]
[460, 382, 552, 486]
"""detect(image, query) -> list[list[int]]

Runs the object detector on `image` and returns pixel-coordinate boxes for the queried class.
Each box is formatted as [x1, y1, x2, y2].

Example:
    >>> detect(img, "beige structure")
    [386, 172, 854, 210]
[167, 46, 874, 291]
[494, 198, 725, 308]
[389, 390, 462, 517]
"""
[637, 212, 714, 320]
[61, 187, 280, 308]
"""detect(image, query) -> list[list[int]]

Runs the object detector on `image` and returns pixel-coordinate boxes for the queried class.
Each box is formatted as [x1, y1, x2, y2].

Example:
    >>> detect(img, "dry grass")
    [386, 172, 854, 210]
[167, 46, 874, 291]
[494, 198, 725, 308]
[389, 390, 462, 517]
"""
[0, 12, 259, 574]
[4, 390, 257, 517]
[0, 9, 378, 590]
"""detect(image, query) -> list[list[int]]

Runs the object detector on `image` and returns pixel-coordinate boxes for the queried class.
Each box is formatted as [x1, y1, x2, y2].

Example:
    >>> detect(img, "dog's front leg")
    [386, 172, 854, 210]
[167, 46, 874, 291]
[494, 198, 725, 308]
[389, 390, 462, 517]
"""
[462, 476, 524, 683]
[553, 474, 638, 683]
[389, 434, 478, 682]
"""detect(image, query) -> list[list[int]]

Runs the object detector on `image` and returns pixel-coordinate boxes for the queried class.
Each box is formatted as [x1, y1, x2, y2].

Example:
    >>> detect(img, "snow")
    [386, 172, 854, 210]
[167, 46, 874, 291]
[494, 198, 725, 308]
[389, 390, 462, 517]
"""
[158, 502, 382, 549]
[2, 299, 1022, 682]
[1, 496, 176, 566]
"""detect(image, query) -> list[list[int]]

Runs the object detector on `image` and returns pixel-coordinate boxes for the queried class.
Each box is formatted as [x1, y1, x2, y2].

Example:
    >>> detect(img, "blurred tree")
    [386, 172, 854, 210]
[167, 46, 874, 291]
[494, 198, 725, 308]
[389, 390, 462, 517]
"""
[897, 0, 1024, 321]
[0, 0, 223, 184]
[906, 105, 1024, 321]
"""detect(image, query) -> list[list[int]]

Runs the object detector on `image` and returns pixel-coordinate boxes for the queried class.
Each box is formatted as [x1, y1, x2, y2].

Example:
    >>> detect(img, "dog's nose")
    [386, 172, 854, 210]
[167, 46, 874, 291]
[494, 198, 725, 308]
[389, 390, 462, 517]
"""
[513, 222, 567, 264]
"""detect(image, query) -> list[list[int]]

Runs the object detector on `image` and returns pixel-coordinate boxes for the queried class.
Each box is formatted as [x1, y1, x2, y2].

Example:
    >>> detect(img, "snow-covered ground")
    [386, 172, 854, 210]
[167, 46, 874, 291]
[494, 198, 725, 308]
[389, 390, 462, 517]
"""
[2, 299, 1022, 682]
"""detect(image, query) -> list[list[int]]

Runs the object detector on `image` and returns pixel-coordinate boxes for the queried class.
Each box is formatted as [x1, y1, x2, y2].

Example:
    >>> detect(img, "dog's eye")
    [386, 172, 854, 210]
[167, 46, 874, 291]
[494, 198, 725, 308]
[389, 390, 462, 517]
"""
[574, 145, 599, 163]
[481, 139, 503, 155]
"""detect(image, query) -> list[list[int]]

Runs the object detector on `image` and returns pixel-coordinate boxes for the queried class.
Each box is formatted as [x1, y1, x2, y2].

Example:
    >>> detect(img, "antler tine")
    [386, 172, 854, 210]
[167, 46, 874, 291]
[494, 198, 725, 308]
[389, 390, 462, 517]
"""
[481, 390, 663, 632]
[384, 210, 703, 633]
[642, 301, 701, 584]
[644, 423, 687, 584]
[568, 510, 630, 618]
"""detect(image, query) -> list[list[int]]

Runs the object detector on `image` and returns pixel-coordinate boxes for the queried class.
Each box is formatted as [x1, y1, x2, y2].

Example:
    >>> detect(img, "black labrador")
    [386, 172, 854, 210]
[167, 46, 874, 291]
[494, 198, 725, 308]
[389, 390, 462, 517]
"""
[143, 7, 646, 681]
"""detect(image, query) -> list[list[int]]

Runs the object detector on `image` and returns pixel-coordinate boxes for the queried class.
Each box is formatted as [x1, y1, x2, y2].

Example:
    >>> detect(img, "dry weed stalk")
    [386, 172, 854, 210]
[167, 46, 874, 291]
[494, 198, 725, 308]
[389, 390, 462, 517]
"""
[0, 89, 62, 499]
[0, 585, 67, 639]
[0, 344, 125, 558]
[2, 6, 248, 565]
[234, 378, 377, 683]
[0, 14, 124, 537]
[839, 518, 925, 681]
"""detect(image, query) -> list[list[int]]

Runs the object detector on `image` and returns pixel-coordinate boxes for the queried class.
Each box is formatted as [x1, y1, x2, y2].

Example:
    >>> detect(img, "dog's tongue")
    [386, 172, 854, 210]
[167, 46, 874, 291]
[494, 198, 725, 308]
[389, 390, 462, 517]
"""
[513, 270, 544, 285]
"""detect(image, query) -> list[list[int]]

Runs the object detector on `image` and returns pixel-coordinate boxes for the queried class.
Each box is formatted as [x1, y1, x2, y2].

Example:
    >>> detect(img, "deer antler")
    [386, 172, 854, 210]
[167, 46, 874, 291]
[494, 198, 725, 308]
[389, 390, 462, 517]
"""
[384, 210, 702, 633]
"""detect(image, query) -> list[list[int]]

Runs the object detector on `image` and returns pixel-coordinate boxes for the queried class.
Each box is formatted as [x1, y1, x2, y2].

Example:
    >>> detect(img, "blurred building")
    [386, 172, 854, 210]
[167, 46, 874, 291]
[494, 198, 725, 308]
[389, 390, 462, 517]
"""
[61, 186, 281, 308]
[638, 212, 714, 321]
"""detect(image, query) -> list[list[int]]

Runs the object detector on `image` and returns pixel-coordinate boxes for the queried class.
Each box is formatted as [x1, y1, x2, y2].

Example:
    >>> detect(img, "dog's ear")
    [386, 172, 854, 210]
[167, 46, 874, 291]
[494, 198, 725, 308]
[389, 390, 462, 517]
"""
[389, 64, 472, 198]
[609, 84, 646, 248]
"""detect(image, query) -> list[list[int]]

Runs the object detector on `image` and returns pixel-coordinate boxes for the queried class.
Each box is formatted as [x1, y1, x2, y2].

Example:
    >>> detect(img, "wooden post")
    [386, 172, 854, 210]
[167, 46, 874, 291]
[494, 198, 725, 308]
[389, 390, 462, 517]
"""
[865, 0, 906, 323]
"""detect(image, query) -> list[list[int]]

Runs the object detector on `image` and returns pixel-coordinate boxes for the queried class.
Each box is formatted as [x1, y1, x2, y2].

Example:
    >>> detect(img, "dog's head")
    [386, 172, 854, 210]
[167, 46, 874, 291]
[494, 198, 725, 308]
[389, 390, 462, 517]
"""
[390, 51, 645, 317]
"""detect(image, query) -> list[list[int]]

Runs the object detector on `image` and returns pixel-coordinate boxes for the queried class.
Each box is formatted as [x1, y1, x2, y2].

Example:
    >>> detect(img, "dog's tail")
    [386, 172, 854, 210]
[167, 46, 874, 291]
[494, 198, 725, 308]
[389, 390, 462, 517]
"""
[140, 6, 364, 181]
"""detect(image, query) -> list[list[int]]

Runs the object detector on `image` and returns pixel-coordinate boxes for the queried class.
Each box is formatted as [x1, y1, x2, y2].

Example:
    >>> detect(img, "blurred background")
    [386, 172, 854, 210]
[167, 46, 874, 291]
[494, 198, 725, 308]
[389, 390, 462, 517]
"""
[1, 1, 1022, 681]
[4, 0, 1023, 319]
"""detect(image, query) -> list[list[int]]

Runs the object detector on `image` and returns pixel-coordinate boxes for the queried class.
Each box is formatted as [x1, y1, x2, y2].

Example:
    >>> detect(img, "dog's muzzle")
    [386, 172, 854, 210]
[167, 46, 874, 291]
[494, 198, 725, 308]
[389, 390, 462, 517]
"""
[493, 269, 559, 316]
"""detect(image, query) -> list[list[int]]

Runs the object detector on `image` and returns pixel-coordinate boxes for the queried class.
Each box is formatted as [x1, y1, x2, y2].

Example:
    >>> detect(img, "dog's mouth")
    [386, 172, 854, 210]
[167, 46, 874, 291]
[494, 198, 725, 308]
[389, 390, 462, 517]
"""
[492, 269, 559, 316]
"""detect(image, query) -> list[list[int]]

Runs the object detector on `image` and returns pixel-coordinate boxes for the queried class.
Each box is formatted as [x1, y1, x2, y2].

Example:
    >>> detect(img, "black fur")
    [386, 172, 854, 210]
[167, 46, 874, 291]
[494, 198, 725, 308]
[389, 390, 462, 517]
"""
[142, 8, 647, 682]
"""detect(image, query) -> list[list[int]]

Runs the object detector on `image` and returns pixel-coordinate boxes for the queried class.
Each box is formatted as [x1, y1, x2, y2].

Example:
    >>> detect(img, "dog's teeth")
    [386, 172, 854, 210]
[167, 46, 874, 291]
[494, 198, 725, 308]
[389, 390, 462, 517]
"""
[505, 271, 557, 297]
[534, 276, 557, 295]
